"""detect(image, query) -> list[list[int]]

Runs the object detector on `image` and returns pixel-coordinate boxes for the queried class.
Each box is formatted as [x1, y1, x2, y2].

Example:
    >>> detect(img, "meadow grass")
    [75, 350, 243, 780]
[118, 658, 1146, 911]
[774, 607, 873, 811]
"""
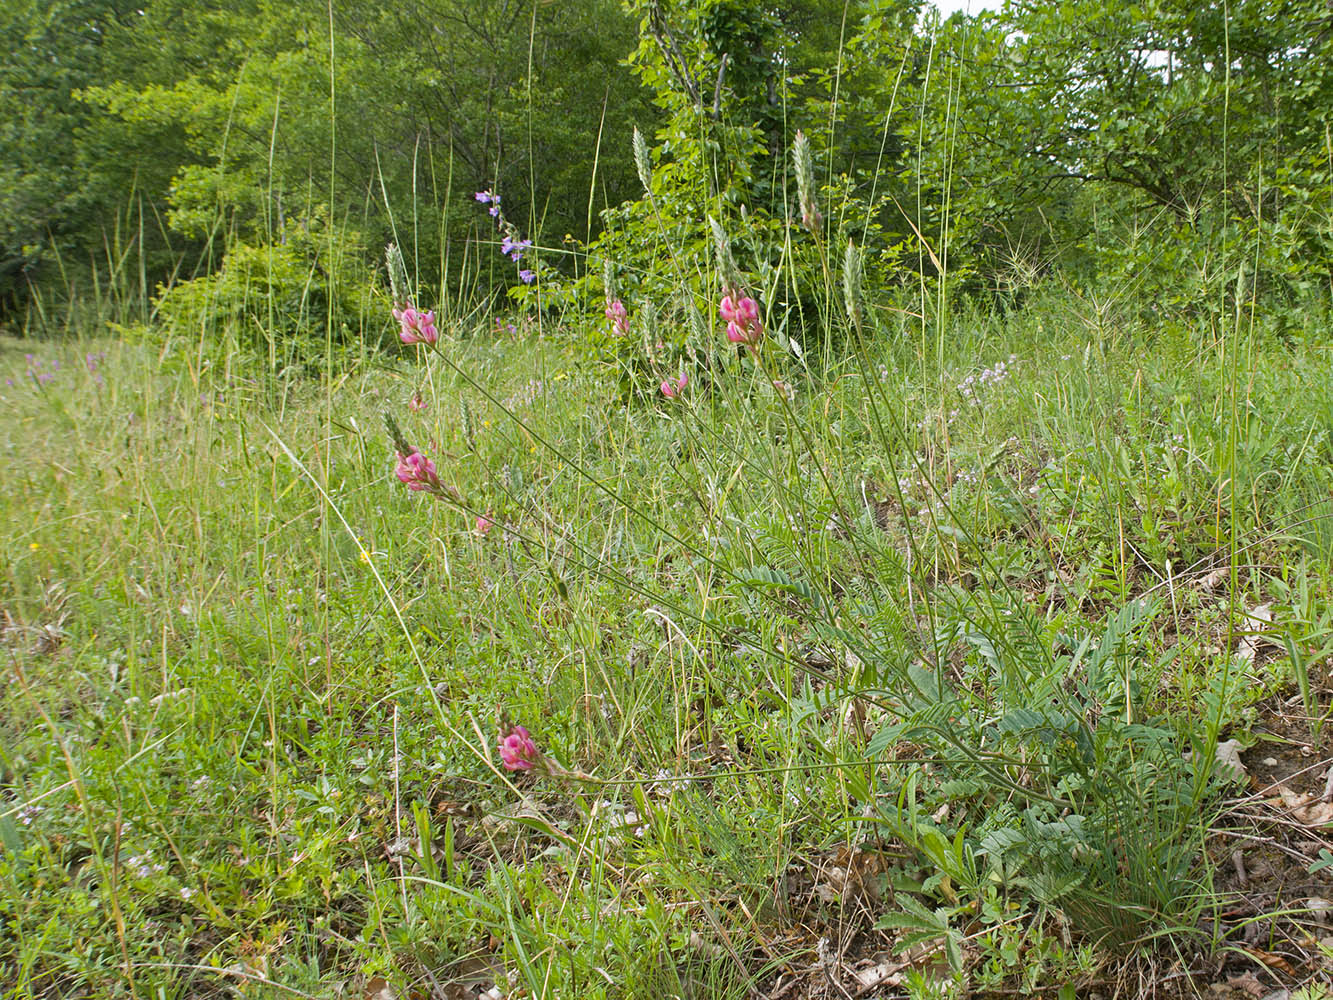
[2, 283, 1331, 998]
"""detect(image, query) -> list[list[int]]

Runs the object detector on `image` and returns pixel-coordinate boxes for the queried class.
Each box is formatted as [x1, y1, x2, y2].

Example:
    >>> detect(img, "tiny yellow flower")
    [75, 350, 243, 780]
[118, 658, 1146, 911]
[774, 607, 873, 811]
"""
[29, 542, 40, 551]
[359, 549, 372, 563]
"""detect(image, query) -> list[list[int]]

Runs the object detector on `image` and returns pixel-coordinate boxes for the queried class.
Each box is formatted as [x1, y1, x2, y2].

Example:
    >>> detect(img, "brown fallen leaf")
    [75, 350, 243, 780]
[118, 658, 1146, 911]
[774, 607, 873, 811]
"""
[1236, 604, 1274, 664]
[1305, 897, 1332, 923]
[1269, 786, 1333, 827]
[1215, 739, 1248, 782]
[850, 953, 906, 991]
[1224, 972, 1265, 999]
[1239, 945, 1297, 976]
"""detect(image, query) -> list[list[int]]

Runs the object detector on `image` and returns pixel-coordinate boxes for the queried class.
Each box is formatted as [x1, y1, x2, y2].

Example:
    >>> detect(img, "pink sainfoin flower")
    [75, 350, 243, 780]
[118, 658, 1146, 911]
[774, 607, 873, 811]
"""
[660, 372, 688, 398]
[604, 298, 629, 336]
[395, 449, 441, 492]
[408, 391, 427, 413]
[475, 512, 494, 536]
[498, 725, 540, 771]
[720, 295, 762, 345]
[393, 303, 438, 345]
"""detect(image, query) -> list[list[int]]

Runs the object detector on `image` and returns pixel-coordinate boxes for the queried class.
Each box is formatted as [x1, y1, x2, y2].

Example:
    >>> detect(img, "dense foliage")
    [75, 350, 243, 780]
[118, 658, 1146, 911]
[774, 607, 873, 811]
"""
[2, 0, 1330, 328]
[1, 0, 653, 322]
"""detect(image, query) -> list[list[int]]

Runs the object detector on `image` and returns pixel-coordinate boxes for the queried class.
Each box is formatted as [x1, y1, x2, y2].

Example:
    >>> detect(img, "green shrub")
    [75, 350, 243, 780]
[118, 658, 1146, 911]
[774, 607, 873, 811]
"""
[155, 210, 385, 371]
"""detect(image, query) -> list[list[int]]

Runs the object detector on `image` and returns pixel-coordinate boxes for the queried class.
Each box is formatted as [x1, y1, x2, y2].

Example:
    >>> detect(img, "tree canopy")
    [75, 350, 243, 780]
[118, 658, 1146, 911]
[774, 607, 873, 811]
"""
[1, 0, 1329, 322]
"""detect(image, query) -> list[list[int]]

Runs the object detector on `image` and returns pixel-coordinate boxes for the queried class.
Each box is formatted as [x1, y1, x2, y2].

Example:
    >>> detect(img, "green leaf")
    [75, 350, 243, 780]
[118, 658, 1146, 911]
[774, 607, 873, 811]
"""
[0, 814, 22, 862]
[736, 565, 822, 610]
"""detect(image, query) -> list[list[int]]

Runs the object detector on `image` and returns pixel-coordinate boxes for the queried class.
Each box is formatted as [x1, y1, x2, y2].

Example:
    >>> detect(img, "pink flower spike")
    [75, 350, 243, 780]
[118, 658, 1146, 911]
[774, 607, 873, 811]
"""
[408, 392, 427, 413]
[719, 295, 737, 323]
[395, 450, 440, 492]
[394, 304, 438, 345]
[394, 304, 420, 344]
[660, 373, 688, 399]
[498, 725, 540, 771]
[475, 512, 494, 536]
[722, 295, 762, 346]
[604, 298, 629, 336]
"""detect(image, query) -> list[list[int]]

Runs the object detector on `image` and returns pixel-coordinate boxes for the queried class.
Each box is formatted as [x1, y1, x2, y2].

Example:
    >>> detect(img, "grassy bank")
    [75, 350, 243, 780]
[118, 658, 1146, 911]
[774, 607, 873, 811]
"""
[2, 289, 1332, 998]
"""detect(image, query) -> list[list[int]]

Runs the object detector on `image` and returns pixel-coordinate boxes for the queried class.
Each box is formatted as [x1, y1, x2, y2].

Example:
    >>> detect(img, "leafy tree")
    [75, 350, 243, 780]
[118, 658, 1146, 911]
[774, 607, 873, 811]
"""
[932, 0, 1333, 296]
[85, 0, 652, 301]
[584, 0, 926, 344]
[0, 0, 183, 318]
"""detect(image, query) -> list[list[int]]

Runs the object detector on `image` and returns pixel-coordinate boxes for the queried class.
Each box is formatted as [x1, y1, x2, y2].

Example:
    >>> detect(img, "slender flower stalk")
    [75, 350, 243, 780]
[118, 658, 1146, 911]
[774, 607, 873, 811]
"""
[843, 239, 865, 332]
[639, 300, 659, 352]
[686, 296, 708, 345]
[476, 189, 539, 285]
[632, 127, 653, 195]
[385, 243, 410, 307]
[793, 131, 822, 235]
[709, 216, 742, 296]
